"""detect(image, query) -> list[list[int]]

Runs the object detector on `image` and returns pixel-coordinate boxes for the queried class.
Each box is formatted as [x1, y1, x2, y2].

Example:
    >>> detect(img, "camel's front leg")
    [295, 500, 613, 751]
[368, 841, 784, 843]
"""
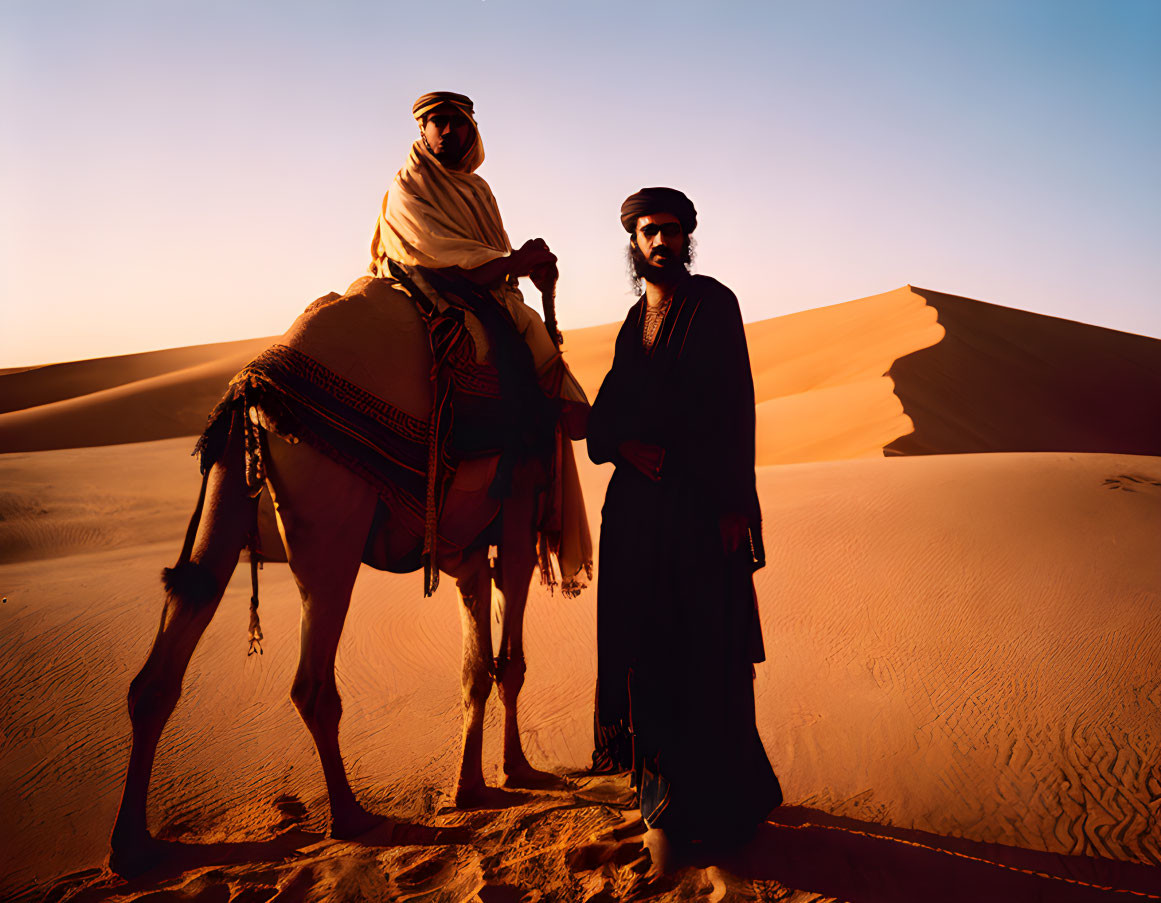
[495, 461, 558, 789]
[495, 564, 537, 785]
[453, 549, 494, 806]
[265, 437, 381, 839]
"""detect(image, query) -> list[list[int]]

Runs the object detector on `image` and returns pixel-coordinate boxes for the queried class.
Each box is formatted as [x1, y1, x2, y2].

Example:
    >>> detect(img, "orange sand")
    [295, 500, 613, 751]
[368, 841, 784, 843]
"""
[2, 287, 1160, 902]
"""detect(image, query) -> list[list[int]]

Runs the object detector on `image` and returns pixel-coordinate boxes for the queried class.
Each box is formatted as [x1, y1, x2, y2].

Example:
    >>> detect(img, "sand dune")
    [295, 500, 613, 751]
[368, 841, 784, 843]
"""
[4, 286, 1157, 464]
[0, 345, 276, 453]
[3, 286, 1160, 901]
[0, 336, 277, 415]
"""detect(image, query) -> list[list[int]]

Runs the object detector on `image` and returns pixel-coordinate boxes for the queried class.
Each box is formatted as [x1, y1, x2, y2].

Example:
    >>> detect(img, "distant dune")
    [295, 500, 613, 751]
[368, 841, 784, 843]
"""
[0, 336, 278, 415]
[2, 286, 1160, 902]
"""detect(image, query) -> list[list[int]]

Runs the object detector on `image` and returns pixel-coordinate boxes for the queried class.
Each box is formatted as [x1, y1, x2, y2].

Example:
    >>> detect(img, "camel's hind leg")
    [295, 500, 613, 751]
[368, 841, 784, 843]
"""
[110, 424, 253, 875]
[450, 547, 496, 806]
[495, 459, 557, 788]
[263, 436, 381, 839]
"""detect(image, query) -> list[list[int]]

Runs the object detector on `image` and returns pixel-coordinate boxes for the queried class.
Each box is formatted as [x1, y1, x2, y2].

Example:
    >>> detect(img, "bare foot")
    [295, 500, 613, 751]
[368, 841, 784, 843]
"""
[502, 763, 571, 791]
[644, 828, 688, 876]
[108, 828, 165, 878]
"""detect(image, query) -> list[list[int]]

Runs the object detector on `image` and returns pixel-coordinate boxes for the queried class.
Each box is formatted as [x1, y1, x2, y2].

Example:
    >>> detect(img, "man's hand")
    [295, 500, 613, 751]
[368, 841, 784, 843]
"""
[529, 261, 558, 294]
[455, 238, 557, 286]
[510, 238, 557, 278]
[719, 513, 748, 554]
[619, 439, 665, 482]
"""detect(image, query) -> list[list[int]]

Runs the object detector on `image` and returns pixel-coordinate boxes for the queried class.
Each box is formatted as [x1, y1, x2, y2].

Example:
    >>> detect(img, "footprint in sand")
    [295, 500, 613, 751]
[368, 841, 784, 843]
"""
[1102, 474, 1161, 494]
[271, 793, 308, 832]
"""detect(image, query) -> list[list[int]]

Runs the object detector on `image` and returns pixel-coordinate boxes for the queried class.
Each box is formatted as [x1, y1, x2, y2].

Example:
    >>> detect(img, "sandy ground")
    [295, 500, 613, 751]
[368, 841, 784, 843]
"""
[2, 287, 1160, 902]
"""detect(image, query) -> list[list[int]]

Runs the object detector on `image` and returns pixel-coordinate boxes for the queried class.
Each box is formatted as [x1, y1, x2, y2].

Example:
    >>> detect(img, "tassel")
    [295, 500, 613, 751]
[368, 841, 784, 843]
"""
[247, 555, 264, 656]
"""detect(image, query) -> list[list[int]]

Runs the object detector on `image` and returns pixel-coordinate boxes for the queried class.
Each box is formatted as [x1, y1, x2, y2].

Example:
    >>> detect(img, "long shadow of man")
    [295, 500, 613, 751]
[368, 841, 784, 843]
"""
[725, 807, 1161, 903]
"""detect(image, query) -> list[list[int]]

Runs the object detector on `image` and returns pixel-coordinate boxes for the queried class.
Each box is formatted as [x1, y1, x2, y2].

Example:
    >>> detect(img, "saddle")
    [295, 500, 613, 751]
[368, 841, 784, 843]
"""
[202, 271, 554, 590]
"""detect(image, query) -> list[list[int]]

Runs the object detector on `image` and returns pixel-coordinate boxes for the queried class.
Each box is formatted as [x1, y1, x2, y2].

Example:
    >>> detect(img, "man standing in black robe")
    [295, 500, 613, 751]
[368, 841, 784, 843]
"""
[588, 187, 781, 863]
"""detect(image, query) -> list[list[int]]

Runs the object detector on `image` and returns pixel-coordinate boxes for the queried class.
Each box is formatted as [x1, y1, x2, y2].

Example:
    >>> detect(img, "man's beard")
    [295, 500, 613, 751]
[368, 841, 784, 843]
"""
[627, 239, 692, 291]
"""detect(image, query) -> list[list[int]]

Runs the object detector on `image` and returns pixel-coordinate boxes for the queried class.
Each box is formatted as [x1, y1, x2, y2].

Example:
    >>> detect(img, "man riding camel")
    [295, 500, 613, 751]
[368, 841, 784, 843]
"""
[370, 91, 591, 595]
[106, 95, 594, 874]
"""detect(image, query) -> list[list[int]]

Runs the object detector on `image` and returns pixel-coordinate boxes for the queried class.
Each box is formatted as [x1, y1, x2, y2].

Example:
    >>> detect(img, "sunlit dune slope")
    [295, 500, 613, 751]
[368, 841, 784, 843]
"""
[0, 322, 618, 455]
[2, 286, 1159, 463]
[749, 286, 946, 464]
[0, 351, 278, 453]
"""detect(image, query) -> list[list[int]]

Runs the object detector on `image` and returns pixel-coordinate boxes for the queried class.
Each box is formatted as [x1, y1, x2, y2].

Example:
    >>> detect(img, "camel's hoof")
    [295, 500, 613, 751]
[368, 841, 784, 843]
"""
[330, 810, 388, 841]
[502, 764, 570, 791]
[108, 831, 164, 878]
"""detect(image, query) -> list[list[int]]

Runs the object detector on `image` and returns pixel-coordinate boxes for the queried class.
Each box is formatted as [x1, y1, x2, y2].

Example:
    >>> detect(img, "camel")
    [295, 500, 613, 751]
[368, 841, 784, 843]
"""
[108, 275, 586, 876]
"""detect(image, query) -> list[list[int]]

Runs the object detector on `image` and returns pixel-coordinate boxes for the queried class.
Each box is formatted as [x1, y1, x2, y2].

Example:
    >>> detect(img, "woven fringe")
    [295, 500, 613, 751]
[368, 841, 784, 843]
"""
[422, 398, 440, 596]
[247, 555, 264, 656]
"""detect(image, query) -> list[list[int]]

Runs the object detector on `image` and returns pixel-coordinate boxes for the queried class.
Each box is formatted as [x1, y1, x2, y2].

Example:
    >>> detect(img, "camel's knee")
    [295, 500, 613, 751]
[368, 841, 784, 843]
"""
[461, 662, 492, 711]
[495, 654, 526, 701]
[160, 561, 219, 613]
[455, 573, 491, 612]
[127, 666, 181, 728]
[291, 673, 341, 731]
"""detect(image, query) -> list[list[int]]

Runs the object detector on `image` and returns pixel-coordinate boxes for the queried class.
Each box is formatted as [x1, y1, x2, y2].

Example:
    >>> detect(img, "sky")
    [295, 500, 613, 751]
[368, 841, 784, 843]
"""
[2, 0, 1159, 367]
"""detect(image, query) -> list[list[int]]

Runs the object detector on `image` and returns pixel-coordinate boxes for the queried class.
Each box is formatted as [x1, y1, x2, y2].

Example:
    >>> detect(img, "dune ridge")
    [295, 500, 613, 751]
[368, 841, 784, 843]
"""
[0, 336, 278, 415]
[4, 286, 1159, 462]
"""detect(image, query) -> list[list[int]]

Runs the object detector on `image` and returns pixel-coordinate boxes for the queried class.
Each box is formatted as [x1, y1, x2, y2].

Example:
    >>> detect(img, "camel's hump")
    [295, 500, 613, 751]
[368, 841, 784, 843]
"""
[279, 276, 433, 420]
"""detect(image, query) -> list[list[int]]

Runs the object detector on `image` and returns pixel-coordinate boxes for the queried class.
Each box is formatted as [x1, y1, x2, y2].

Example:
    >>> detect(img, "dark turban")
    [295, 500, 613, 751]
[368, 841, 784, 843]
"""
[412, 91, 475, 121]
[620, 186, 697, 234]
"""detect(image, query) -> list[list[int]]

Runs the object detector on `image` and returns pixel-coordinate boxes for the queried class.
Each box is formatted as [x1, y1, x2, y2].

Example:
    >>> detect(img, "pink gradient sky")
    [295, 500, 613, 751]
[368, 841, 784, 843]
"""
[3, 1, 1159, 367]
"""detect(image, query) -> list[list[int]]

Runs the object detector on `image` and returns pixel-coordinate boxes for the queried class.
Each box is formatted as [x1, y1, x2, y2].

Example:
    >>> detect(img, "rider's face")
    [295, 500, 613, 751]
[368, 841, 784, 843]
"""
[422, 105, 473, 164]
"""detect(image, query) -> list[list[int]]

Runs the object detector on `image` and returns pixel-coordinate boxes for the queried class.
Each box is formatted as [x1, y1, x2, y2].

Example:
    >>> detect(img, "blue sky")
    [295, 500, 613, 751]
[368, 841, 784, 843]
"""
[3, 0, 1159, 365]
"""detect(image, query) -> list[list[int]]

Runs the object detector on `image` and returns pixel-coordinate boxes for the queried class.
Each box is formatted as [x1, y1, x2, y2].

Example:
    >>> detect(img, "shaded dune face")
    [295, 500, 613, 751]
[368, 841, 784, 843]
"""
[888, 288, 1161, 457]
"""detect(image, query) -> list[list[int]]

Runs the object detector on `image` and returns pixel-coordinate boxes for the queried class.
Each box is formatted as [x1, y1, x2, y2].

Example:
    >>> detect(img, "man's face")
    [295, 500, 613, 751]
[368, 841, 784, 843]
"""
[422, 104, 473, 164]
[631, 213, 687, 284]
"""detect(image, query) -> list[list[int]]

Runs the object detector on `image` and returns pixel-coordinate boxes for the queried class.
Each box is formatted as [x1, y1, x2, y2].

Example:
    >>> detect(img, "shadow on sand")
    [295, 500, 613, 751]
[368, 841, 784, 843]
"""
[44, 834, 315, 903]
[45, 819, 470, 903]
[724, 807, 1161, 903]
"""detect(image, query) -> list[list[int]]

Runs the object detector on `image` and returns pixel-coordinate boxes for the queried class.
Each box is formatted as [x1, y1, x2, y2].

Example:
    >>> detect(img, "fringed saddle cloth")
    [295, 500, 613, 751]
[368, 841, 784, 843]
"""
[194, 271, 590, 597]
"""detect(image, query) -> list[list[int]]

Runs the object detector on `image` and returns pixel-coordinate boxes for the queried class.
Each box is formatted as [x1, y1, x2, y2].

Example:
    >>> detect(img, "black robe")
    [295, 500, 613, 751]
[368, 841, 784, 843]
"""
[588, 274, 781, 843]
